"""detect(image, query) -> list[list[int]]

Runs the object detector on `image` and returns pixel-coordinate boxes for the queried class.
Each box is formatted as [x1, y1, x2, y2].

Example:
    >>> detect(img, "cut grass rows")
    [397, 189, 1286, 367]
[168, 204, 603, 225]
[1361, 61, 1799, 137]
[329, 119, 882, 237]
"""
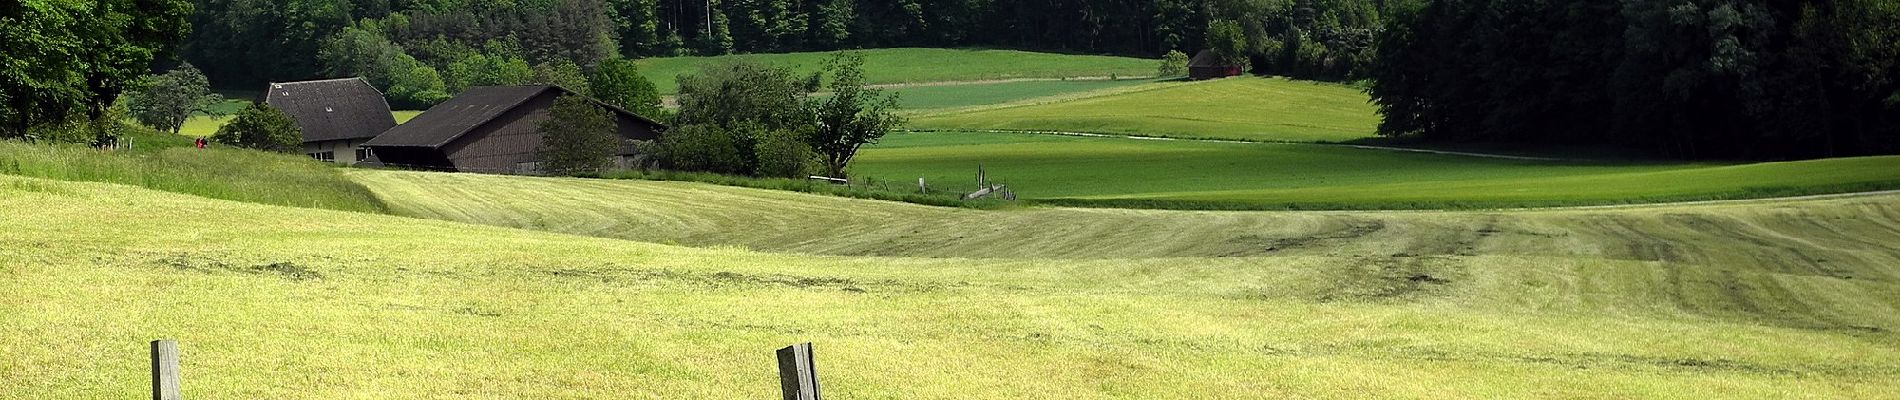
[354, 168, 1900, 267]
[5, 175, 1900, 398]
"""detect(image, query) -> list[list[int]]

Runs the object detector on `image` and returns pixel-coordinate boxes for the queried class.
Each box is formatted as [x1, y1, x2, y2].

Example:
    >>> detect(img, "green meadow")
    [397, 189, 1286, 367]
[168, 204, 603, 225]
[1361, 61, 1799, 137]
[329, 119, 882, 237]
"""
[910, 77, 1382, 143]
[846, 131, 1900, 209]
[6, 171, 1899, 398]
[0, 139, 384, 213]
[881, 79, 1157, 111]
[635, 48, 1158, 94]
[9, 44, 1897, 400]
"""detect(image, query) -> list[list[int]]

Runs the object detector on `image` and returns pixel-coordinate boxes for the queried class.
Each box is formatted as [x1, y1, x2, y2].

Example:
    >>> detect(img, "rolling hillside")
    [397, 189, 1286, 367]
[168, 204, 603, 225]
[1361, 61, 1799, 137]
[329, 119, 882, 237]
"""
[5, 174, 1900, 398]
[908, 78, 1382, 143]
[355, 169, 1900, 267]
[635, 48, 1158, 94]
[844, 131, 1900, 210]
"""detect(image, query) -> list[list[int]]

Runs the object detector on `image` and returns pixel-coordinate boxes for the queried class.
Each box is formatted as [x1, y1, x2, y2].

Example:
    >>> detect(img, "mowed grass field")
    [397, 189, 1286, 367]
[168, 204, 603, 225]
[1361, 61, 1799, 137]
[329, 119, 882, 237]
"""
[845, 131, 1900, 209]
[910, 77, 1381, 143]
[7, 173, 1900, 398]
[636, 48, 1157, 94]
[878, 79, 1156, 111]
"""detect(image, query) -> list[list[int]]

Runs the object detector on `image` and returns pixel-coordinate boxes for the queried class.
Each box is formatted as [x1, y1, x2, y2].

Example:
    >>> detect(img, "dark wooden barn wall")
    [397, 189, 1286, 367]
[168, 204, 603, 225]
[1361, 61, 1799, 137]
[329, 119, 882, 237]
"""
[441, 92, 666, 173]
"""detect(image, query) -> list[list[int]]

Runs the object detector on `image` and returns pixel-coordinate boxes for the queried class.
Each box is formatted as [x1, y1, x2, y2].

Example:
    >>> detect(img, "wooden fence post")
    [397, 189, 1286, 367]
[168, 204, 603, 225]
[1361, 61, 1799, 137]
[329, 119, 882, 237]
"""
[151, 340, 180, 400]
[776, 342, 820, 400]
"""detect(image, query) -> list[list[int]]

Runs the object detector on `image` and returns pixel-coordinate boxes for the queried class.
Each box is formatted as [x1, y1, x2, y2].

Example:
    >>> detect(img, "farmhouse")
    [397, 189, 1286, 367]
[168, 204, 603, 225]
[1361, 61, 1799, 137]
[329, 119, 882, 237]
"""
[265, 77, 397, 165]
[362, 85, 666, 174]
[1188, 50, 1243, 80]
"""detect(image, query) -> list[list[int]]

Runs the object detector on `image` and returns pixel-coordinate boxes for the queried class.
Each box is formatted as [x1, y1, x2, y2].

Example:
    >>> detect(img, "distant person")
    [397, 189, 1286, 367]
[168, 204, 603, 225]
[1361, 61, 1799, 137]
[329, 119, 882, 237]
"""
[195, 137, 206, 149]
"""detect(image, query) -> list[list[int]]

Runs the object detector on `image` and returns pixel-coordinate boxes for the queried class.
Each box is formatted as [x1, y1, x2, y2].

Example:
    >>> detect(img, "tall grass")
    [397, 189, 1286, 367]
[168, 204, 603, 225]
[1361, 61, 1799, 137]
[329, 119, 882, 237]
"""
[0, 140, 386, 213]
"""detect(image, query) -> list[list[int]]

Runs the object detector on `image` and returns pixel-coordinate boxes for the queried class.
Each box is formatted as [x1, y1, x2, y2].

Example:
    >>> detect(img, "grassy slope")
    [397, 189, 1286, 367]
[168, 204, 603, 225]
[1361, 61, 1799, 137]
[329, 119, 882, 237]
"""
[636, 48, 1156, 94]
[0, 139, 384, 213]
[881, 79, 1156, 111]
[355, 169, 1899, 264]
[847, 131, 1900, 209]
[908, 77, 1381, 143]
[6, 175, 1900, 398]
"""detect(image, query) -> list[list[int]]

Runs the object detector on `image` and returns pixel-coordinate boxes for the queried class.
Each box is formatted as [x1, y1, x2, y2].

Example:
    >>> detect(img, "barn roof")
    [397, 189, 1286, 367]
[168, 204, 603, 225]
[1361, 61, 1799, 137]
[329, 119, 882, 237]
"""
[1188, 50, 1233, 68]
[264, 78, 397, 143]
[365, 85, 665, 149]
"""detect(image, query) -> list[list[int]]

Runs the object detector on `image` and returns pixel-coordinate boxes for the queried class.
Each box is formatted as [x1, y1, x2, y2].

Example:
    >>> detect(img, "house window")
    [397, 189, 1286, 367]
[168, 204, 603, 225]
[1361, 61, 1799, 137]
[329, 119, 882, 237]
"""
[309, 151, 335, 162]
[355, 148, 373, 162]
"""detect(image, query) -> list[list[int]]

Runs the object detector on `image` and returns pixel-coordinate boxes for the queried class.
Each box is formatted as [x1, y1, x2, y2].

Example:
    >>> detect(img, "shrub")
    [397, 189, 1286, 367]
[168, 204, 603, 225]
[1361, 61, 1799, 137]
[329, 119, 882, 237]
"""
[1159, 50, 1189, 77]
[753, 126, 816, 178]
[536, 95, 618, 176]
[387, 65, 452, 109]
[212, 103, 301, 153]
[589, 58, 664, 118]
[652, 124, 746, 174]
[532, 60, 590, 96]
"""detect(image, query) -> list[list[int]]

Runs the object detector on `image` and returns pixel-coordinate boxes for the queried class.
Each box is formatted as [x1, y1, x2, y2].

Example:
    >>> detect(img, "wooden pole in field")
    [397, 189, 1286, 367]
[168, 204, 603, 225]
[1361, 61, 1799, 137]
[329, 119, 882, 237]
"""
[151, 340, 181, 400]
[776, 343, 820, 400]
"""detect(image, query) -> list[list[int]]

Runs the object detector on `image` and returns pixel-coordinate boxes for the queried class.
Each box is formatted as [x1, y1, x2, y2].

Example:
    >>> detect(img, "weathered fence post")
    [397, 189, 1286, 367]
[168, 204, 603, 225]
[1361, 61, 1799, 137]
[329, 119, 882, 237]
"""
[776, 342, 820, 400]
[150, 340, 181, 400]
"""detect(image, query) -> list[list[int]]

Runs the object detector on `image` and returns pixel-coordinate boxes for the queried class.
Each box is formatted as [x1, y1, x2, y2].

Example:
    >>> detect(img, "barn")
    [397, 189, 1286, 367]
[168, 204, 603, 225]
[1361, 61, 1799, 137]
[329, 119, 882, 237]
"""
[361, 85, 667, 174]
[1188, 50, 1244, 80]
[265, 77, 397, 165]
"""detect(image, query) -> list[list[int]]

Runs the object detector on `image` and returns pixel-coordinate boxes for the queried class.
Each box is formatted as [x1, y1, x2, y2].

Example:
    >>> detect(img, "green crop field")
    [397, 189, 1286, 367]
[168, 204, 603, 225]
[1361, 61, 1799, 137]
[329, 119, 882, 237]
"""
[636, 48, 1157, 94]
[843, 131, 1900, 209]
[7, 172, 1899, 398]
[880, 79, 1156, 111]
[909, 77, 1382, 143]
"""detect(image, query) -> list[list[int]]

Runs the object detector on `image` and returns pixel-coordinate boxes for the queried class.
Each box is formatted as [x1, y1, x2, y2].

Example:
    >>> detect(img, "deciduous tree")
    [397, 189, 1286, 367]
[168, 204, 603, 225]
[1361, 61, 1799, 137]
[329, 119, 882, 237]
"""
[537, 95, 619, 176]
[213, 102, 303, 153]
[806, 52, 901, 178]
[127, 64, 225, 135]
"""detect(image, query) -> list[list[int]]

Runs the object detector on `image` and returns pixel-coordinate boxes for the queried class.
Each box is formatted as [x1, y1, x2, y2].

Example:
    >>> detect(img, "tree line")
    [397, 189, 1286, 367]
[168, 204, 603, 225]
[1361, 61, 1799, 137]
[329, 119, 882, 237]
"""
[8, 0, 1899, 161]
[180, 0, 1414, 89]
[538, 52, 901, 178]
[1370, 0, 1900, 159]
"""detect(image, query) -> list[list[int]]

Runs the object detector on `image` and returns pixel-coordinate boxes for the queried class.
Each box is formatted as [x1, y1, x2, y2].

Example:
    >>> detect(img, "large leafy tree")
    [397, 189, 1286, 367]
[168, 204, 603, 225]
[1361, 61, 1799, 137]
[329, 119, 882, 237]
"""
[212, 102, 302, 153]
[806, 52, 902, 178]
[536, 95, 619, 176]
[127, 63, 224, 135]
[674, 60, 808, 132]
[531, 60, 591, 96]
[588, 58, 663, 117]
[0, 0, 191, 140]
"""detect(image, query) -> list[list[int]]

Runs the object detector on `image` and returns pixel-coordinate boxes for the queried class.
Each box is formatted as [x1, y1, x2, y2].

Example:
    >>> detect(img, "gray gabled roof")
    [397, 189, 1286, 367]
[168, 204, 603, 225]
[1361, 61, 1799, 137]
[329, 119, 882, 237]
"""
[1188, 49, 1234, 68]
[365, 85, 666, 149]
[265, 78, 397, 143]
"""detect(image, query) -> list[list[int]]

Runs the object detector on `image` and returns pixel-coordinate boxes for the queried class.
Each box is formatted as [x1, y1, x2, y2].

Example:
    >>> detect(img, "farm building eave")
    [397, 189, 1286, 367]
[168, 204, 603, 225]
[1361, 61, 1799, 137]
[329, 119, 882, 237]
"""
[363, 85, 667, 149]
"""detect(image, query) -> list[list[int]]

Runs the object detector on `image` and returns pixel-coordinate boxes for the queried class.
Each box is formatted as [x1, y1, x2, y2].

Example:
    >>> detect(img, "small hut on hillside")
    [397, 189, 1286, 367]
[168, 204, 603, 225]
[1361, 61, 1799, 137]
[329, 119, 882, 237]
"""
[362, 85, 667, 174]
[1188, 50, 1244, 80]
[265, 77, 397, 165]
